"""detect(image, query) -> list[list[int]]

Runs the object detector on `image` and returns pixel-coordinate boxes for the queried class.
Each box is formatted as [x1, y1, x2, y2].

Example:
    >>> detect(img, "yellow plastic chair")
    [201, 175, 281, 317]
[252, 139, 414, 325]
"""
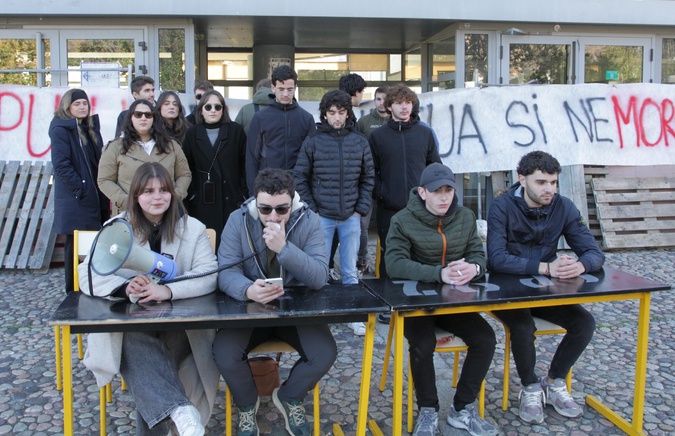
[380, 318, 486, 433]
[225, 340, 321, 436]
[489, 314, 572, 410]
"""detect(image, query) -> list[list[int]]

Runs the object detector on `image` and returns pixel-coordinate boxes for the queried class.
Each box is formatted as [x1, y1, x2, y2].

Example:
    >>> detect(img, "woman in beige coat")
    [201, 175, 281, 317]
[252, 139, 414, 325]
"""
[80, 162, 218, 436]
[98, 99, 191, 215]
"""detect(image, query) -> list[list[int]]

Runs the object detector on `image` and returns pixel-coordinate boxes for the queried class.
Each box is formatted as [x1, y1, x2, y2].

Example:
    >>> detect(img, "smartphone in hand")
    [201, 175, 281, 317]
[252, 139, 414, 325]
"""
[264, 277, 283, 288]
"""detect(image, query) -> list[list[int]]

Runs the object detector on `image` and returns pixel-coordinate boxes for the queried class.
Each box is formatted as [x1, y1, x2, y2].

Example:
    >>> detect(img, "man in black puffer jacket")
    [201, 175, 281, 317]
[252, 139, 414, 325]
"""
[370, 84, 441, 285]
[294, 90, 374, 334]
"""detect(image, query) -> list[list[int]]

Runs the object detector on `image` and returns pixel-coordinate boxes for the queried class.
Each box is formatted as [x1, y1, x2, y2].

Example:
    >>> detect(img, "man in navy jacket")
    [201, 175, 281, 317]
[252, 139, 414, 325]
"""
[487, 150, 604, 425]
[245, 65, 316, 194]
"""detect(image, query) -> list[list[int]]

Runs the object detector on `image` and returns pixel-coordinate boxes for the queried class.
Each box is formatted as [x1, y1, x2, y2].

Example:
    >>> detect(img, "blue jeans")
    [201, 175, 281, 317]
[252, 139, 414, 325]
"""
[320, 214, 360, 284]
[120, 330, 193, 435]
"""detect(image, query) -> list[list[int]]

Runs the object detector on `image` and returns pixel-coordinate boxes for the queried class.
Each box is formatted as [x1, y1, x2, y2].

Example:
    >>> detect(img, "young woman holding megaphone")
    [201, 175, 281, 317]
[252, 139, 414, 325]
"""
[77, 162, 219, 436]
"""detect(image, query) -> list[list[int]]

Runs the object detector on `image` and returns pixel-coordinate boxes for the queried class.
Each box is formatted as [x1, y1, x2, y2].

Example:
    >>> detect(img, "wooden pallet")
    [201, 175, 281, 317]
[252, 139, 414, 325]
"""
[0, 161, 56, 269]
[584, 165, 609, 246]
[591, 177, 675, 249]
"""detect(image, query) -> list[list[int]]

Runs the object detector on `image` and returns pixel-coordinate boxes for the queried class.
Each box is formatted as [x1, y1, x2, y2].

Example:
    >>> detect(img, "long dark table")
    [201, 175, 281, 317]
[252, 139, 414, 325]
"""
[49, 283, 388, 436]
[362, 267, 670, 436]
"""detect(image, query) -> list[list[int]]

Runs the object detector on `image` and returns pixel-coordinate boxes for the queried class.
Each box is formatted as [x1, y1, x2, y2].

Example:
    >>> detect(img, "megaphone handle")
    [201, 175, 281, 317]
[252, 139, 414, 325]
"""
[129, 275, 161, 304]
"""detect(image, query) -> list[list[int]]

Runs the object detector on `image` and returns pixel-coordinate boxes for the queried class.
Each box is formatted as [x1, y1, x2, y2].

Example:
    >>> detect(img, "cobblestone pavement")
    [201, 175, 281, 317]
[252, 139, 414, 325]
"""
[0, 248, 673, 435]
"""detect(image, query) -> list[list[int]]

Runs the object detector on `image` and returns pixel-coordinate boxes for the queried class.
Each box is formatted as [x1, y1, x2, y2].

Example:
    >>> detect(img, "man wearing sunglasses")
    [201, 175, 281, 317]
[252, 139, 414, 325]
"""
[245, 65, 316, 195]
[214, 168, 333, 436]
[114, 75, 156, 138]
[186, 80, 214, 125]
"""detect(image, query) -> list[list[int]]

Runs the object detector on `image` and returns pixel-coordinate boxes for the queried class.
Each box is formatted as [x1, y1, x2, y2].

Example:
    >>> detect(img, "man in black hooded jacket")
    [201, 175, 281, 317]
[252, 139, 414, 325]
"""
[369, 84, 441, 284]
[487, 150, 605, 425]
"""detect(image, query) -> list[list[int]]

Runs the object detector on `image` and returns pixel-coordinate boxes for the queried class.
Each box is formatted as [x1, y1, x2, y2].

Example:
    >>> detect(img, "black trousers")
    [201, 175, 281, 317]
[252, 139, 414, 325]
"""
[492, 304, 595, 386]
[63, 234, 74, 294]
[376, 205, 399, 279]
[404, 313, 496, 411]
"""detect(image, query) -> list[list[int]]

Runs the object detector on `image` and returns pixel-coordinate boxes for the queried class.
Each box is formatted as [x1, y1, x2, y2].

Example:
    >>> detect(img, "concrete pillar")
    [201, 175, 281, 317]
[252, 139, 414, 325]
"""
[252, 44, 295, 84]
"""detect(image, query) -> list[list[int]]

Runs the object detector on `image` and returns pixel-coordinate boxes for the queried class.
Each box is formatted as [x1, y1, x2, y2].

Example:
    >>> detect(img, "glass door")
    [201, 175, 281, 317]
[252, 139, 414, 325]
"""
[501, 34, 653, 85]
[0, 30, 56, 86]
[500, 35, 576, 85]
[56, 29, 146, 88]
[579, 37, 651, 84]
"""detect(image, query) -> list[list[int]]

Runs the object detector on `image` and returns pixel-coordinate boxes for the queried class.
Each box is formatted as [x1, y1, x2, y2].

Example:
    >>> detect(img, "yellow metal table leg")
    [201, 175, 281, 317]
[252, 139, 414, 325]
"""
[77, 333, 84, 360]
[332, 423, 345, 436]
[356, 313, 376, 436]
[585, 291, 651, 436]
[313, 383, 320, 436]
[99, 387, 106, 436]
[55, 326, 62, 391]
[392, 312, 404, 436]
[368, 419, 385, 436]
[379, 316, 394, 391]
[62, 325, 73, 436]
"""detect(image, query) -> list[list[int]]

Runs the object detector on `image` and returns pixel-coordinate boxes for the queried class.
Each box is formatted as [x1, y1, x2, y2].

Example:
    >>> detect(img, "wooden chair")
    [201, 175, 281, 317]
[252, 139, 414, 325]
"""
[380, 318, 486, 433]
[225, 340, 321, 436]
[489, 314, 572, 410]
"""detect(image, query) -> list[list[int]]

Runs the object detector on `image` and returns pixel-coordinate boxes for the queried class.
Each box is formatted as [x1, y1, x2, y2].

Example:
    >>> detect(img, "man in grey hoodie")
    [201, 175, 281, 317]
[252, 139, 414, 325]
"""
[213, 168, 334, 436]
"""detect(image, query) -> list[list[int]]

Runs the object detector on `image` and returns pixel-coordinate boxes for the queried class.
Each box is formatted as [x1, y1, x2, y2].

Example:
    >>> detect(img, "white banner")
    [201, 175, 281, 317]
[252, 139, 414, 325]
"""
[0, 83, 673, 173]
[413, 83, 675, 173]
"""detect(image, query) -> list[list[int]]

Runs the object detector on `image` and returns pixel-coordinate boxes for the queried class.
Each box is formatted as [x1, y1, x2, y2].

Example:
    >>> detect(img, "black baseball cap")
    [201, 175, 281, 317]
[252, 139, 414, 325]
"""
[419, 163, 457, 192]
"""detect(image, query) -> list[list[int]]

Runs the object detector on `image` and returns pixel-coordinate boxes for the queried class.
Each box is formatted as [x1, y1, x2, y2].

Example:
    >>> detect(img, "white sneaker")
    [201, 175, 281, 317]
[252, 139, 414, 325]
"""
[349, 322, 366, 336]
[170, 405, 204, 436]
[518, 384, 545, 424]
[541, 377, 583, 418]
[413, 407, 439, 435]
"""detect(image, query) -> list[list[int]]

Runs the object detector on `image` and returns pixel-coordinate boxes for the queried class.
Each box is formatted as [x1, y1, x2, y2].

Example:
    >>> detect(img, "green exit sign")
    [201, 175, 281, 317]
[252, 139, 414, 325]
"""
[606, 70, 619, 81]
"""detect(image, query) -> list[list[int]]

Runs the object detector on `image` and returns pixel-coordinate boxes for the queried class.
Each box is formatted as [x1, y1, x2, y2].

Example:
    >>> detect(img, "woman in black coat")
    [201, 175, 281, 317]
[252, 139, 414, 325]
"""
[182, 90, 247, 247]
[49, 88, 110, 293]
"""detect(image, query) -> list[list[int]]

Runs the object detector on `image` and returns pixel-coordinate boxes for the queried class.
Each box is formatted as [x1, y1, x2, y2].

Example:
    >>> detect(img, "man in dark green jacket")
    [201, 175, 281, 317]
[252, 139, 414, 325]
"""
[235, 78, 273, 135]
[386, 163, 498, 436]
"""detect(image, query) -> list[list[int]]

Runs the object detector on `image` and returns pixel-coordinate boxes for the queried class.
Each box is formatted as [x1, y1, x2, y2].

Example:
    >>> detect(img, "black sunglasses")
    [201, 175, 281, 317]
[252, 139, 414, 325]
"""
[204, 104, 223, 112]
[195, 93, 203, 100]
[132, 111, 154, 119]
[257, 204, 291, 215]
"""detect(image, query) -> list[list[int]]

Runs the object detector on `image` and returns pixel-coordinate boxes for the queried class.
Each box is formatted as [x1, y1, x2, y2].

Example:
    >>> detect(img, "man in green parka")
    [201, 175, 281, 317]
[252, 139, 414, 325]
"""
[385, 162, 498, 436]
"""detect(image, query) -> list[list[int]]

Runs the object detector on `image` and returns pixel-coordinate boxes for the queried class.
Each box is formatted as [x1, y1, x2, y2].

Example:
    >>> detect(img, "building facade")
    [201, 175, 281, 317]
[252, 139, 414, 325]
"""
[2, 1, 674, 224]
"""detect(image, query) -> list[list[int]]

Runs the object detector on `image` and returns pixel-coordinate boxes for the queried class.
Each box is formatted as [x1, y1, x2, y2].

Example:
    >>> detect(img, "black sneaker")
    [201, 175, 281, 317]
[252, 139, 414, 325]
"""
[377, 313, 391, 324]
[272, 387, 310, 436]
